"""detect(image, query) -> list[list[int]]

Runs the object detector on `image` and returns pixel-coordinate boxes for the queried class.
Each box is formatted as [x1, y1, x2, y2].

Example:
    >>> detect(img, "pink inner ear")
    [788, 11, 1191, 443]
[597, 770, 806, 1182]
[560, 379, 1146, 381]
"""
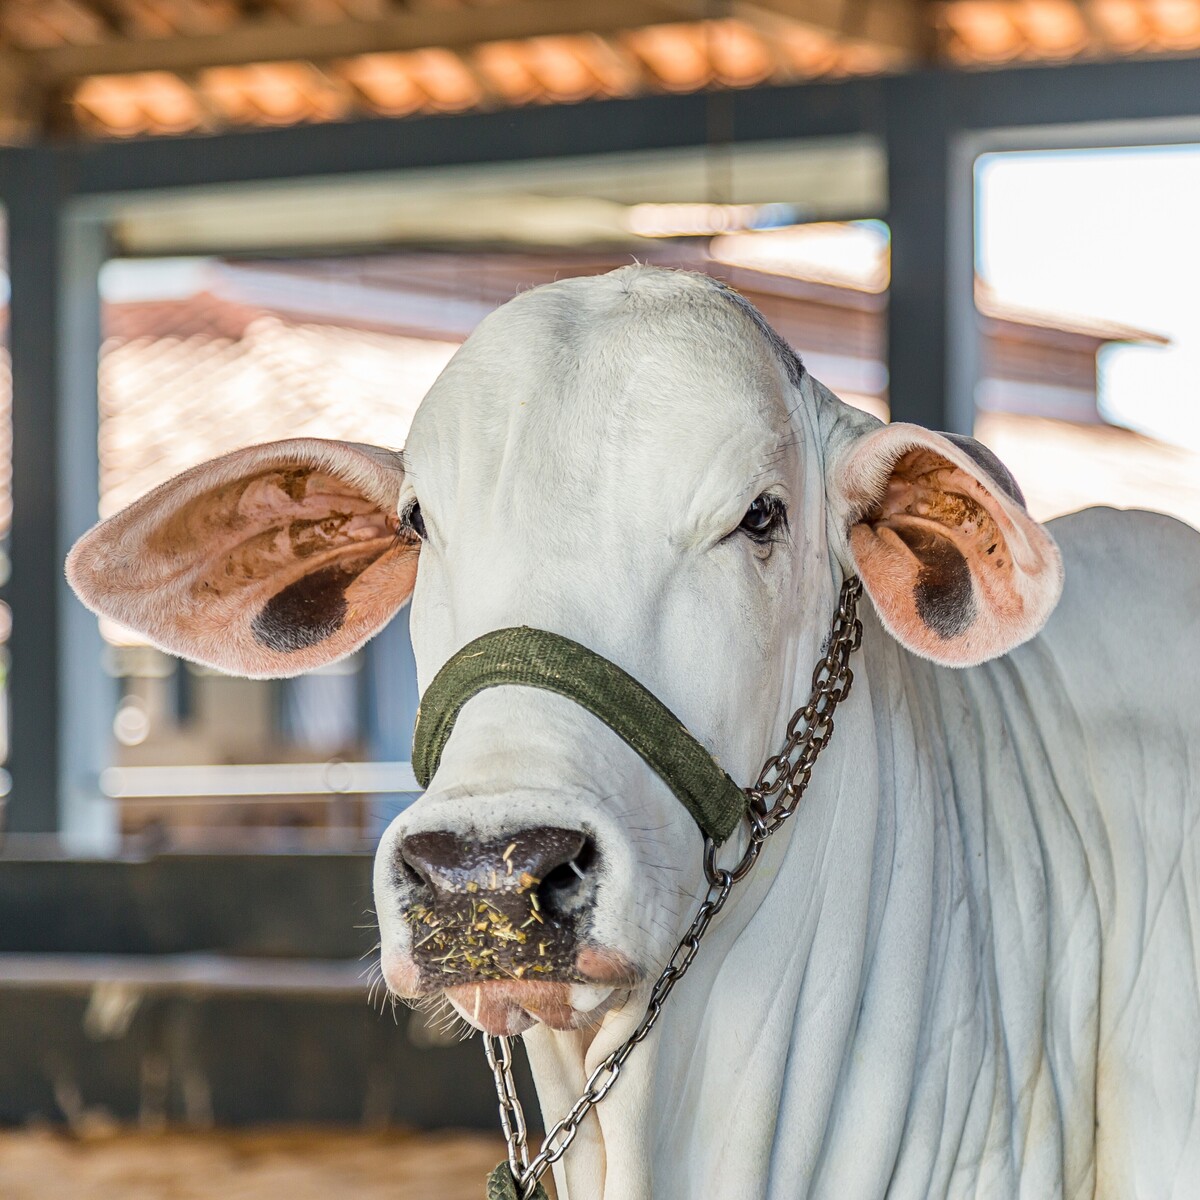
[166, 465, 410, 667]
[847, 438, 1062, 667]
[68, 444, 417, 678]
[147, 467, 398, 585]
[868, 447, 1026, 628]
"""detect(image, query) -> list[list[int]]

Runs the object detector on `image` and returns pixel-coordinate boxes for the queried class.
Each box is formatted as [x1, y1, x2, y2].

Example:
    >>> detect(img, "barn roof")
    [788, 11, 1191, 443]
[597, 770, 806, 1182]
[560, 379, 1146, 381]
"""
[0, 0, 1195, 140]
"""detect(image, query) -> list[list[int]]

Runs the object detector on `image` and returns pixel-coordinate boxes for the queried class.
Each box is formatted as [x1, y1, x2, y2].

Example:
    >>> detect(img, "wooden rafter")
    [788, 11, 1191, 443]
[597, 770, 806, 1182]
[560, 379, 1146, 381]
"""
[18, 0, 702, 83]
[0, 0, 939, 140]
[77, 0, 130, 37]
[740, 0, 926, 56]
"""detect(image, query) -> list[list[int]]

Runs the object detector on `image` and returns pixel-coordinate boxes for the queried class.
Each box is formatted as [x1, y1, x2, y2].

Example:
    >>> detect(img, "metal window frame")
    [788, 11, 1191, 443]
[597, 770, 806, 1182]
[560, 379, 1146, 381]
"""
[1, 56, 1197, 842]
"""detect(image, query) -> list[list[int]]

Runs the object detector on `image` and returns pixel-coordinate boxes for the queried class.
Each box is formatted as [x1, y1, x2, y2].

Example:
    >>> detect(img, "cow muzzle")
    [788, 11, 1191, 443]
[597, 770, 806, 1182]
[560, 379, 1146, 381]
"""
[381, 624, 753, 1034]
[387, 824, 636, 1034]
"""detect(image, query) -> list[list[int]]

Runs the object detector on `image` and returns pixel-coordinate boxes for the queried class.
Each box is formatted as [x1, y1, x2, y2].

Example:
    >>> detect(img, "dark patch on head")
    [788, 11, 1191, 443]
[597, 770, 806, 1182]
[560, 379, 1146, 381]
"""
[708, 279, 807, 388]
[893, 524, 976, 640]
[251, 561, 362, 652]
[940, 434, 1025, 507]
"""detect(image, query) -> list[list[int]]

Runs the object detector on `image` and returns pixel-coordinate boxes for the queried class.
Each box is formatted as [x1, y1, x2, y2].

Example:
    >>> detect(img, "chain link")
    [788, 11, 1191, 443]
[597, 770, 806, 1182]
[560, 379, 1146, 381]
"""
[485, 576, 864, 1199]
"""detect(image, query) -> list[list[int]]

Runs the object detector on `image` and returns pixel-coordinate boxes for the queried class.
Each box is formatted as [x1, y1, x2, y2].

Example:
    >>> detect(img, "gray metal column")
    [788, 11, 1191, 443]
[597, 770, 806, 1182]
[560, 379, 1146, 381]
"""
[884, 75, 977, 436]
[5, 148, 65, 836]
[4, 146, 115, 849]
[58, 200, 117, 854]
[364, 606, 421, 838]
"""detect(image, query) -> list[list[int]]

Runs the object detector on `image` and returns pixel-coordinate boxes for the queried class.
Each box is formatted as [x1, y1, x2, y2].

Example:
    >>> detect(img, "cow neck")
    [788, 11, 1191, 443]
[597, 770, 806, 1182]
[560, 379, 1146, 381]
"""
[474, 577, 864, 1200]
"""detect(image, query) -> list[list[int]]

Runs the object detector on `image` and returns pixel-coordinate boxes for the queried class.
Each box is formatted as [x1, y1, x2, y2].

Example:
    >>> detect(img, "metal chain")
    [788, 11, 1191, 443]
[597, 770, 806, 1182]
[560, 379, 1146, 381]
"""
[484, 575, 864, 1199]
[483, 1033, 530, 1181]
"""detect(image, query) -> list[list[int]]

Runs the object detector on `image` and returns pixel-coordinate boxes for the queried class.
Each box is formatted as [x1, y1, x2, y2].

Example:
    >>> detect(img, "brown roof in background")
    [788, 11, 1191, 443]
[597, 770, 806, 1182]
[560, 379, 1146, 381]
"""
[88, 243, 1166, 519]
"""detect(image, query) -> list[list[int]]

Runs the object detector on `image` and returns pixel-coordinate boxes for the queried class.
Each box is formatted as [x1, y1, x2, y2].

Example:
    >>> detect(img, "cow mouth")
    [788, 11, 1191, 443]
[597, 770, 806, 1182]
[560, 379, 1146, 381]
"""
[382, 945, 639, 1035]
[444, 978, 621, 1035]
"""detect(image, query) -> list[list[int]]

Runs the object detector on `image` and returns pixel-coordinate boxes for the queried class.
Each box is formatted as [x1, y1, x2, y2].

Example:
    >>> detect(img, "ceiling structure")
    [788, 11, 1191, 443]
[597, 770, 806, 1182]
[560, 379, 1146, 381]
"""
[0, 0, 1194, 141]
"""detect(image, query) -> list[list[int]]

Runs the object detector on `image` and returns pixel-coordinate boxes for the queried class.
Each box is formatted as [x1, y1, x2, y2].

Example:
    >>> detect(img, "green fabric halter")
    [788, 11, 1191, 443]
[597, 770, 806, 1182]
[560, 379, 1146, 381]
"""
[411, 625, 748, 843]
[486, 1162, 549, 1200]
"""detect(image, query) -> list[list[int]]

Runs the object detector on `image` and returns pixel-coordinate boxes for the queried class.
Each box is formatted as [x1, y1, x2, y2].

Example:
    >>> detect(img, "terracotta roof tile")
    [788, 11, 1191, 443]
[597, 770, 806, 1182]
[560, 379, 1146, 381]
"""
[56, 14, 896, 136]
[75, 71, 204, 137]
[402, 46, 484, 111]
[707, 19, 777, 87]
[624, 22, 713, 91]
[96, 314, 457, 515]
[339, 52, 427, 116]
[940, 0, 1200, 60]
[1150, 0, 1200, 46]
[200, 62, 353, 127]
[1090, 0, 1154, 48]
[0, 0, 1197, 141]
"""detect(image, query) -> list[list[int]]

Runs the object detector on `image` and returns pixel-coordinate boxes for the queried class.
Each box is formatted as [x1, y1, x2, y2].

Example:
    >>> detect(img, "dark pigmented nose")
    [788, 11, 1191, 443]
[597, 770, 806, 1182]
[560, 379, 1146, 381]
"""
[401, 826, 595, 917]
[398, 826, 598, 983]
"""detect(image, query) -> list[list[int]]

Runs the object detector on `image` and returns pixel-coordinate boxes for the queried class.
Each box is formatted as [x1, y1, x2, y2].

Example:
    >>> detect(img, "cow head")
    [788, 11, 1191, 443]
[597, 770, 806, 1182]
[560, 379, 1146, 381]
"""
[67, 266, 1062, 1041]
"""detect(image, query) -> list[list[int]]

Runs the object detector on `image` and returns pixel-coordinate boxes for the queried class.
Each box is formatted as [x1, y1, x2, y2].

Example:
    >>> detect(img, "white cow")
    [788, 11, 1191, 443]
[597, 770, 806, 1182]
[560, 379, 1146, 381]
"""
[67, 266, 1200, 1200]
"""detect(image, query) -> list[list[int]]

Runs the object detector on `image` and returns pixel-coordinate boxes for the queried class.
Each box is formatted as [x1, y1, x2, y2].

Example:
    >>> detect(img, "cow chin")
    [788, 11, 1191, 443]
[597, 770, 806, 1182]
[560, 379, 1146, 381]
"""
[444, 979, 620, 1035]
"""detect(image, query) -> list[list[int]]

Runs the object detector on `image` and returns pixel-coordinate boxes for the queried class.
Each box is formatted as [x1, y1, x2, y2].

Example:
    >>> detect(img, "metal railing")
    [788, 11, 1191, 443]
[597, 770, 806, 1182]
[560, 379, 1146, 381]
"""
[99, 760, 419, 802]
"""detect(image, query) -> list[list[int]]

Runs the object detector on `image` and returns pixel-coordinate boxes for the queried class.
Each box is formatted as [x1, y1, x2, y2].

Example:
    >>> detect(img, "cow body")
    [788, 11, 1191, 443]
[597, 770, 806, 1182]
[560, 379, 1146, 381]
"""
[64, 266, 1200, 1200]
[527, 504, 1198, 1200]
[519, 507, 1200, 1200]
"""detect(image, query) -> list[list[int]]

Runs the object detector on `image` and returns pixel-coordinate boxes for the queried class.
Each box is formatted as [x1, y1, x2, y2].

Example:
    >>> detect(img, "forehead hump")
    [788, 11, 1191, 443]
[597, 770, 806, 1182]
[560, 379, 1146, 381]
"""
[408, 266, 800, 488]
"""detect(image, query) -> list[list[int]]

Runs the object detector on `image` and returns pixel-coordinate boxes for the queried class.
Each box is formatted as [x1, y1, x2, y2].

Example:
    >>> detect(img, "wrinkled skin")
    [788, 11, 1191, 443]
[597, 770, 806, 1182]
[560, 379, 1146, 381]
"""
[66, 267, 1200, 1200]
[369, 272, 1200, 1199]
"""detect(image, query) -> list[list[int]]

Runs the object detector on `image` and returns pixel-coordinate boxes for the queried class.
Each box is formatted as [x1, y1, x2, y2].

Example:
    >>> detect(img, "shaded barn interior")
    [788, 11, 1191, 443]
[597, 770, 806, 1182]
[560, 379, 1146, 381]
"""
[0, 0, 1195, 1177]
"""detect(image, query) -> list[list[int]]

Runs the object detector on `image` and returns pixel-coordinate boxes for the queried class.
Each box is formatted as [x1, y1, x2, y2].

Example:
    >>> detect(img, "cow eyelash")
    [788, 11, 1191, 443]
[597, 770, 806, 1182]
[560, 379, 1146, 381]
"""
[738, 494, 788, 544]
[401, 500, 427, 541]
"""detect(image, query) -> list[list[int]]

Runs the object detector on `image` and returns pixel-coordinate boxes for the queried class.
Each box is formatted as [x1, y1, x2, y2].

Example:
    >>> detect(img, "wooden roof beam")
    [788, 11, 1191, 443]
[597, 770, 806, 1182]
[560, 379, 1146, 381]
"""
[23, 1, 697, 84]
[0, 49, 46, 142]
[77, 0, 132, 37]
[740, 0, 928, 58]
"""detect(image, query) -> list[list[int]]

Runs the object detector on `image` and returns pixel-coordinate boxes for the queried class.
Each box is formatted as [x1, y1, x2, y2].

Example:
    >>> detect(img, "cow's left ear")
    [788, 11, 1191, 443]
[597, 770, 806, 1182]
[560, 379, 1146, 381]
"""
[829, 422, 1063, 667]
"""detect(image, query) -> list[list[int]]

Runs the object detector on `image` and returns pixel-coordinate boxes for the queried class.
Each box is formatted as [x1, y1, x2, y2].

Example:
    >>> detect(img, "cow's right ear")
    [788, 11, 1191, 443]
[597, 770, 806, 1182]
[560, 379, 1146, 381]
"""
[66, 438, 418, 678]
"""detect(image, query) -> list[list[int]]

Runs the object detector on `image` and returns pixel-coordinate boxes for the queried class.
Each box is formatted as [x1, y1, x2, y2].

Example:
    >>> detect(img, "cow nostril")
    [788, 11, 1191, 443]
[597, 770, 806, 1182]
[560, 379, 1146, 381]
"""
[396, 846, 434, 903]
[536, 836, 597, 920]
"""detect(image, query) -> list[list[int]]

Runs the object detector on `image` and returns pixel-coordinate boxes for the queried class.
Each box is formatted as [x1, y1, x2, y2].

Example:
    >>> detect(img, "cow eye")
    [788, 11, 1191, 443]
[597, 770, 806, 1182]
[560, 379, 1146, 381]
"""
[739, 494, 786, 541]
[403, 501, 426, 540]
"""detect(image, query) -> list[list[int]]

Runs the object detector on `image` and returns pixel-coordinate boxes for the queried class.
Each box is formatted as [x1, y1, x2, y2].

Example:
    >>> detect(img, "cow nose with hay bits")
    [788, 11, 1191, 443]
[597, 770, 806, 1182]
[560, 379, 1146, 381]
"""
[398, 827, 598, 983]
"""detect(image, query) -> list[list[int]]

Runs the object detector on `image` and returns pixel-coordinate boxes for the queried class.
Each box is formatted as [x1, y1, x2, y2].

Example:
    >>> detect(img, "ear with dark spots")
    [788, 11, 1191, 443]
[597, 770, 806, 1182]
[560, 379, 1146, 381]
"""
[66, 438, 418, 678]
[830, 422, 1062, 667]
[892, 523, 976, 640]
[252, 561, 360, 653]
[940, 432, 1026, 507]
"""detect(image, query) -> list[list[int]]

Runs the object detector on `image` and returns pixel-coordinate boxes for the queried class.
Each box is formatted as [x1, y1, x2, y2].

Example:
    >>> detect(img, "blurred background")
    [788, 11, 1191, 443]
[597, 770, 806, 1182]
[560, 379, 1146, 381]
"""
[0, 2, 1197, 1196]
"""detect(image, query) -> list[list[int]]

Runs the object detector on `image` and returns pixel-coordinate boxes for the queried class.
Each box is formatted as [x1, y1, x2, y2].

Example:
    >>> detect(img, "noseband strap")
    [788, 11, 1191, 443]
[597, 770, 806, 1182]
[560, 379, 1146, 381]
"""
[411, 625, 747, 843]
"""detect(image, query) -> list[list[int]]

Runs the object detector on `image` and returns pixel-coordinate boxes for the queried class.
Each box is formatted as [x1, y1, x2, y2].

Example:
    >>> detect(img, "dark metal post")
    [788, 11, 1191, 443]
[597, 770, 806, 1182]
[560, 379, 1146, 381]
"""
[884, 74, 976, 435]
[3, 147, 115, 847]
[5, 148, 64, 834]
